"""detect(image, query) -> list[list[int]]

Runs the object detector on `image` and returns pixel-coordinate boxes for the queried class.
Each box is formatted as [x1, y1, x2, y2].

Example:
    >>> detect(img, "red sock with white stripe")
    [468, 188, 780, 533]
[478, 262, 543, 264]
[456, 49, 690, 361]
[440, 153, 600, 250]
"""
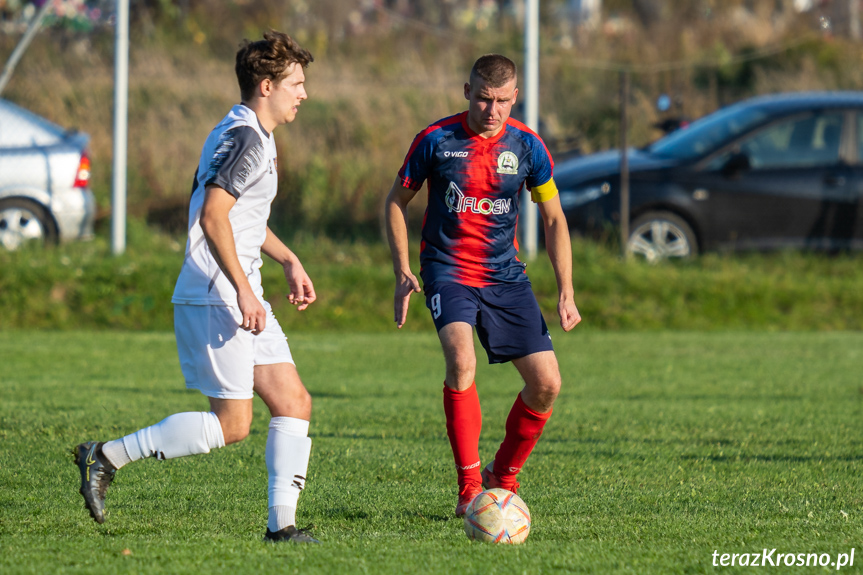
[492, 393, 552, 487]
[442, 382, 483, 492]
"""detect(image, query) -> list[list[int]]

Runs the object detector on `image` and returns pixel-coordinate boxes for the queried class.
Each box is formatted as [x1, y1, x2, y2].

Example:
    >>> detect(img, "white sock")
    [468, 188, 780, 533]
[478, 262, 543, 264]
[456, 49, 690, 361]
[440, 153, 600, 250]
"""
[115, 412, 224, 463]
[101, 438, 131, 469]
[266, 417, 311, 532]
[270, 505, 296, 532]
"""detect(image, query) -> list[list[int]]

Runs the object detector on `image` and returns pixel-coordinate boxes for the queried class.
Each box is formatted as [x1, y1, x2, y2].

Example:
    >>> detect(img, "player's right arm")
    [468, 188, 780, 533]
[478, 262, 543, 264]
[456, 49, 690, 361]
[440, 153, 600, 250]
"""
[384, 177, 422, 329]
[199, 185, 266, 334]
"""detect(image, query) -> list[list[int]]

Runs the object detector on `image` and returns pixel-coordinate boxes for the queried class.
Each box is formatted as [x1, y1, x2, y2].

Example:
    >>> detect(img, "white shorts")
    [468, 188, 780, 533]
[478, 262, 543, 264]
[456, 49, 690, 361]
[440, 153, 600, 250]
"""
[174, 302, 294, 400]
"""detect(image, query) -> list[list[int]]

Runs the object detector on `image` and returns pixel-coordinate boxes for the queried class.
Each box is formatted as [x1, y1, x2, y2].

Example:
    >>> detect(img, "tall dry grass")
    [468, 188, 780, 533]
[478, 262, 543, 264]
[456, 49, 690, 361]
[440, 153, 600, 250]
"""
[2, 1, 861, 238]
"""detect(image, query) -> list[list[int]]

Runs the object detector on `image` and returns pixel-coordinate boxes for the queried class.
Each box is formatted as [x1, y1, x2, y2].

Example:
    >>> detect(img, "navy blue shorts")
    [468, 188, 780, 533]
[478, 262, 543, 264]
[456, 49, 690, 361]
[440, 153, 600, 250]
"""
[425, 282, 553, 364]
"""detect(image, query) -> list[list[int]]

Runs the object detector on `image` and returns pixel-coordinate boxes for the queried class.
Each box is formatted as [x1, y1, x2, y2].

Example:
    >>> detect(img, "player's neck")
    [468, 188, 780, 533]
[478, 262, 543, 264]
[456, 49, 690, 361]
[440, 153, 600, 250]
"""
[465, 115, 506, 140]
[241, 100, 277, 135]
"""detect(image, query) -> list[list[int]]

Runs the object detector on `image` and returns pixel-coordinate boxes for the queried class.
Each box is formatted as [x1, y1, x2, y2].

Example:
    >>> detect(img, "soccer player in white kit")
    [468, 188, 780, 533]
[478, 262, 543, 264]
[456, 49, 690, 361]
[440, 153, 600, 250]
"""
[74, 31, 320, 543]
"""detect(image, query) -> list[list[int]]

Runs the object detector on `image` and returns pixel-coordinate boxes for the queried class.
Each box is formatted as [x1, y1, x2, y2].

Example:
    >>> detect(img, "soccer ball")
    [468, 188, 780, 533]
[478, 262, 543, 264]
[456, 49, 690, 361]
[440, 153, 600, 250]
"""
[463, 488, 531, 544]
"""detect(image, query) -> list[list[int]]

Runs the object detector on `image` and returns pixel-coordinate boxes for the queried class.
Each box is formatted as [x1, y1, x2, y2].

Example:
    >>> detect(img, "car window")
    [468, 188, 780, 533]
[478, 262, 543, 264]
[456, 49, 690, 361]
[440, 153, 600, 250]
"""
[737, 113, 843, 169]
[648, 105, 769, 161]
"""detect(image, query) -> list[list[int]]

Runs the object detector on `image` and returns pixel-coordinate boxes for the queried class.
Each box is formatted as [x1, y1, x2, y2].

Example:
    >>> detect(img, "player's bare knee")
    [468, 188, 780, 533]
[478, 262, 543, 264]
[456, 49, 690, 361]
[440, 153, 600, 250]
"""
[266, 385, 312, 419]
[546, 375, 562, 399]
[540, 377, 562, 403]
[452, 362, 476, 380]
[446, 358, 476, 390]
[224, 428, 250, 445]
[209, 399, 253, 444]
[540, 389, 559, 410]
[522, 375, 561, 412]
[221, 419, 251, 445]
[297, 387, 312, 414]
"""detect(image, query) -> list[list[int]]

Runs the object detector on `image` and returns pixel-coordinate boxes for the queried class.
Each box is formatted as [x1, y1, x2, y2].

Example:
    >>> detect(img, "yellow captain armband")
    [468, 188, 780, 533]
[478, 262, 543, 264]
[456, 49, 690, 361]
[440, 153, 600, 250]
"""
[530, 178, 559, 203]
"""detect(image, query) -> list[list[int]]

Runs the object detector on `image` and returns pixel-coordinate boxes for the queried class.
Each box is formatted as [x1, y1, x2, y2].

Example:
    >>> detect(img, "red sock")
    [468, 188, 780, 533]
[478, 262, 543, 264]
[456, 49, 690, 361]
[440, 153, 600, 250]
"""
[493, 393, 551, 484]
[443, 382, 482, 490]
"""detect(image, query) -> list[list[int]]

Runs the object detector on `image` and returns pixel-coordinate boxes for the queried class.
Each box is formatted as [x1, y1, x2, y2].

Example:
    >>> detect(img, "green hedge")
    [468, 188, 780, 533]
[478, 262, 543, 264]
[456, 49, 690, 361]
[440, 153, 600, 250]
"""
[2, 222, 863, 331]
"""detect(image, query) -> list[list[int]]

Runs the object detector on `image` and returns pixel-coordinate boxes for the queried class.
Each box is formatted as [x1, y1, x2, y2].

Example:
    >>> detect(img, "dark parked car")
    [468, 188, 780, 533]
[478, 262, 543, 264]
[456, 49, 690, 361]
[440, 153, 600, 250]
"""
[556, 92, 863, 261]
[0, 98, 95, 251]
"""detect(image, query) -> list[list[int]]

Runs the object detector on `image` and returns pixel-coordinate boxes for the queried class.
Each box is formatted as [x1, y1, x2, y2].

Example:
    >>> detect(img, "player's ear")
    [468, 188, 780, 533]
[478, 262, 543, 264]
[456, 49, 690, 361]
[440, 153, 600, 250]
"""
[464, 83, 471, 101]
[511, 87, 519, 106]
[259, 78, 273, 98]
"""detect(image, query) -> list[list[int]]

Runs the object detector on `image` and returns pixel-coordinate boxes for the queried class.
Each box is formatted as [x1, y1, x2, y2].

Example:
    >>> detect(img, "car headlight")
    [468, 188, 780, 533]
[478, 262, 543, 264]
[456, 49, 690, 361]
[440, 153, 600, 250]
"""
[559, 182, 611, 210]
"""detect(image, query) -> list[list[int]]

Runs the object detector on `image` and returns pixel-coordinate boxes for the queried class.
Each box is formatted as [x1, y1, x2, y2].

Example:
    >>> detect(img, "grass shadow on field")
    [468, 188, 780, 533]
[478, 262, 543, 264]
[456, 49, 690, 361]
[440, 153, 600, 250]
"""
[621, 393, 807, 401]
[681, 453, 863, 463]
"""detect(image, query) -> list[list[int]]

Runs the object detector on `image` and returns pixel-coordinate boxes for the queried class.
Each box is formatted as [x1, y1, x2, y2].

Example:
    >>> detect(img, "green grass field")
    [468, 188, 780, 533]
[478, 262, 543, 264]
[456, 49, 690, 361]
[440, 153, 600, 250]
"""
[2, 330, 862, 574]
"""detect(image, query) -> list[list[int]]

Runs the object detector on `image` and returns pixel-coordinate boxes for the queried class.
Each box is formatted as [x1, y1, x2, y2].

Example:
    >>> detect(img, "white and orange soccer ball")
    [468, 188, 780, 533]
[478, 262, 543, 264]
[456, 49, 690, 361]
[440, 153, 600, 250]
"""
[462, 488, 531, 544]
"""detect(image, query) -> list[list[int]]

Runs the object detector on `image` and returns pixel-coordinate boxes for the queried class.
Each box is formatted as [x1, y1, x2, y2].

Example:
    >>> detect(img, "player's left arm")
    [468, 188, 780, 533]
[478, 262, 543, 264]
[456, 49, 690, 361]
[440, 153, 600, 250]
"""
[262, 227, 316, 311]
[534, 180, 581, 332]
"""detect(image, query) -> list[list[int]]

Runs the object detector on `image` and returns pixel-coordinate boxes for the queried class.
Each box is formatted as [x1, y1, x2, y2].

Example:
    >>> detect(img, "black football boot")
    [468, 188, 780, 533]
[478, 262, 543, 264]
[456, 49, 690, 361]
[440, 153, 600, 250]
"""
[264, 525, 320, 543]
[74, 441, 116, 524]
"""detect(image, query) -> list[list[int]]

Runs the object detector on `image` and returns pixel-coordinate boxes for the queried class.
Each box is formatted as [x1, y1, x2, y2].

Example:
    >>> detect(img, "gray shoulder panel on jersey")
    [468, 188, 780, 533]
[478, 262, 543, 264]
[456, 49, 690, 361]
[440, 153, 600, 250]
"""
[204, 125, 266, 198]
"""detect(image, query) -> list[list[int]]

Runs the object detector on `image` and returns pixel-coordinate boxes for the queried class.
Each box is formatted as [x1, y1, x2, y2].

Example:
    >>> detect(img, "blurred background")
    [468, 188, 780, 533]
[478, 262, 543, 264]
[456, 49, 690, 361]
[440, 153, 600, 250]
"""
[3, 0, 863, 332]
[5, 0, 862, 238]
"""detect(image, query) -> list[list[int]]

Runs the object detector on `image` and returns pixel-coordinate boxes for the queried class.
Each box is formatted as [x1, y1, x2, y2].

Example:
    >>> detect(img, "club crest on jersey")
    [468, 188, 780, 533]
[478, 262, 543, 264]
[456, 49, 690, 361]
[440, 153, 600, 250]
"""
[445, 181, 511, 215]
[497, 151, 519, 174]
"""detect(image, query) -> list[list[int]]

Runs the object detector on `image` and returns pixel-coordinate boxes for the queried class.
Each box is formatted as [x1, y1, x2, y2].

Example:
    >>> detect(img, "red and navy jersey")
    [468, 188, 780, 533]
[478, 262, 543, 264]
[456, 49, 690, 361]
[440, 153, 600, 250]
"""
[398, 111, 554, 288]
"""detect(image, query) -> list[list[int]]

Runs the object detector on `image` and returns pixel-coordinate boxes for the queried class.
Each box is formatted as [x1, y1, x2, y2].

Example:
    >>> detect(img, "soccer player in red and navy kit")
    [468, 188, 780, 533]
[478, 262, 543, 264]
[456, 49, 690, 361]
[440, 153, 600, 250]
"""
[385, 54, 582, 517]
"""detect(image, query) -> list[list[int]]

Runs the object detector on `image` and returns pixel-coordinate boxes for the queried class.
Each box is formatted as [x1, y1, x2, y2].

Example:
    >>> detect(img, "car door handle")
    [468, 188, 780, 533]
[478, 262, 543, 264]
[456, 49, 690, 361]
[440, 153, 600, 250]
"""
[824, 175, 846, 186]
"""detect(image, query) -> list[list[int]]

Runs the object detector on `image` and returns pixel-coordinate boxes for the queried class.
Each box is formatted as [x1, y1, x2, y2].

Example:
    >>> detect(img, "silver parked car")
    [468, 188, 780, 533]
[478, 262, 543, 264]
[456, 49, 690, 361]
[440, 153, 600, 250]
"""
[0, 98, 95, 250]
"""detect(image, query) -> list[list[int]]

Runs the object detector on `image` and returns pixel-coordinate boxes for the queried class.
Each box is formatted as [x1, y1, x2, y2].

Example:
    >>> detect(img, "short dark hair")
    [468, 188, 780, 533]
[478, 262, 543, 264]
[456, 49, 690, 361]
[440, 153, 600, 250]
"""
[470, 54, 517, 88]
[235, 30, 313, 101]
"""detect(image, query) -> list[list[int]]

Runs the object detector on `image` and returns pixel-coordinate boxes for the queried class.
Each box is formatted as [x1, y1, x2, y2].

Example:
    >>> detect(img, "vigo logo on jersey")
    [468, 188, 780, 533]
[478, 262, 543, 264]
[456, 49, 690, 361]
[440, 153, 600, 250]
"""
[444, 151, 469, 158]
[445, 181, 511, 215]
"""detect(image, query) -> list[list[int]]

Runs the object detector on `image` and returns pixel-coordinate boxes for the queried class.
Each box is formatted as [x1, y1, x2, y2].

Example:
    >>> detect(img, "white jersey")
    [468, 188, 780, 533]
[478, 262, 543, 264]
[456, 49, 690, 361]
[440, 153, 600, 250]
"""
[172, 104, 278, 306]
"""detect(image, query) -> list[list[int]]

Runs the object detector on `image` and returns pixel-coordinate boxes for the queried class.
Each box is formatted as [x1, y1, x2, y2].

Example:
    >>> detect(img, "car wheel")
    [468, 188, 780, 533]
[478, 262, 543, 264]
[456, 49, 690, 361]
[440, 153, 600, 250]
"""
[627, 211, 698, 262]
[0, 198, 55, 251]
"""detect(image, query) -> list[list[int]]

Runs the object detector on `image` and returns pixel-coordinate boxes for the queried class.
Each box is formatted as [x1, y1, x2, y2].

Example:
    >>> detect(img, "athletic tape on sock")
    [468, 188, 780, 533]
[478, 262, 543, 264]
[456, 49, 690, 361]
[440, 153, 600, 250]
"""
[266, 417, 312, 509]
